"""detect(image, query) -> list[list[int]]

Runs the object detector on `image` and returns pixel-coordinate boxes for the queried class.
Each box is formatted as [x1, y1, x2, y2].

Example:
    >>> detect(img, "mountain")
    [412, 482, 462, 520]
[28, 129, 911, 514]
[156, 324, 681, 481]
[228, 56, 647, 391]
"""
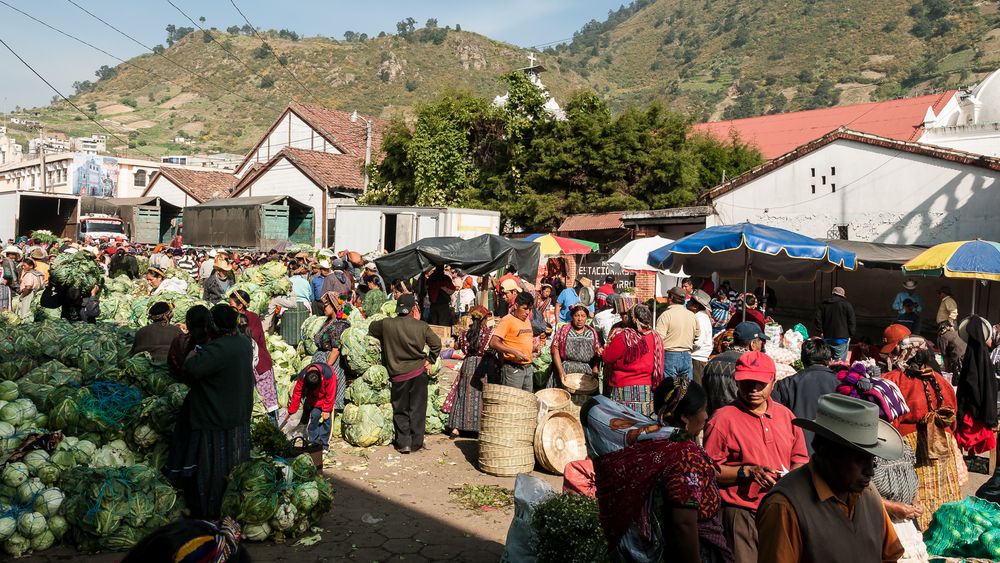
[11, 27, 591, 157]
[11, 1, 1000, 156]
[550, 0, 1000, 119]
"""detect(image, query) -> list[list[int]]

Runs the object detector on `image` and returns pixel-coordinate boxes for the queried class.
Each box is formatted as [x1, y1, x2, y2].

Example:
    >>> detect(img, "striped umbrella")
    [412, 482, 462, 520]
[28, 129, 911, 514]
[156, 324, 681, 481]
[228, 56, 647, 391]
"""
[902, 239, 1000, 312]
[523, 234, 598, 255]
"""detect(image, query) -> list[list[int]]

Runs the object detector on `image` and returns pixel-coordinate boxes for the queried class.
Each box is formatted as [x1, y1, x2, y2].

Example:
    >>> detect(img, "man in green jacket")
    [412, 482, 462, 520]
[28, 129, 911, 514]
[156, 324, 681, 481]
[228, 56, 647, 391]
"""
[370, 293, 442, 453]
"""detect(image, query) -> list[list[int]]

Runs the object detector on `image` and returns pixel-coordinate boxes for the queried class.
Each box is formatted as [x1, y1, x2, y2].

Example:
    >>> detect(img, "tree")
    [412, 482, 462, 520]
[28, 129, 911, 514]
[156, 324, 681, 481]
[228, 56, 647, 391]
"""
[259, 74, 275, 88]
[198, 16, 206, 24]
[95, 65, 118, 81]
[152, 44, 166, 54]
[253, 44, 271, 59]
[87, 101, 98, 113]
[73, 80, 96, 95]
[396, 17, 416, 37]
[455, 24, 462, 32]
[344, 30, 358, 42]
[202, 30, 212, 43]
[426, 18, 438, 29]
[227, 25, 240, 35]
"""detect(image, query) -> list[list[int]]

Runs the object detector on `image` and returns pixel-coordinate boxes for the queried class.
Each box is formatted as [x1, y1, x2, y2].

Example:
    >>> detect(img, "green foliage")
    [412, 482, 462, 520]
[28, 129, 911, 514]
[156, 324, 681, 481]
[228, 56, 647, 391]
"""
[95, 65, 118, 82]
[450, 484, 513, 511]
[120, 97, 138, 109]
[164, 24, 194, 47]
[259, 74, 275, 89]
[532, 494, 608, 563]
[253, 44, 271, 60]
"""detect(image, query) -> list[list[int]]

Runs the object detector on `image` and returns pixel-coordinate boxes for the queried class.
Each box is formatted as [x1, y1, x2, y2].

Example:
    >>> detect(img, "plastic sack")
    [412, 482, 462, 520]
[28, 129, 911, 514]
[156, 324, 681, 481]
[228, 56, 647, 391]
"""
[582, 395, 675, 459]
[764, 323, 783, 344]
[783, 328, 805, 354]
[924, 496, 1000, 560]
[500, 474, 557, 563]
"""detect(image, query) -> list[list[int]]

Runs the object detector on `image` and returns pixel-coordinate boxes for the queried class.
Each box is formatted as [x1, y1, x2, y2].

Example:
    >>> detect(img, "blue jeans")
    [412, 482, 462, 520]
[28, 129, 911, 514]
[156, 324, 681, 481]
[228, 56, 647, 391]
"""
[824, 339, 849, 361]
[307, 407, 332, 450]
[663, 351, 693, 381]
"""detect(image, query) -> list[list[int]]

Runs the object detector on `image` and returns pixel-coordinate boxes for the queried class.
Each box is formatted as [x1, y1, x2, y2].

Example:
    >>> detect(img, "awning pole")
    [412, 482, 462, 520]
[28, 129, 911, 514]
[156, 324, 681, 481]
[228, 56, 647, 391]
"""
[742, 246, 749, 322]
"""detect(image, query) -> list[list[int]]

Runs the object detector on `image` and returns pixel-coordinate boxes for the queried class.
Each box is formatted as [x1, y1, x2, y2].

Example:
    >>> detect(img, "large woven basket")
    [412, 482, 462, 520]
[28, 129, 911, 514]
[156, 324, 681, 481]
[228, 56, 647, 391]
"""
[533, 412, 587, 475]
[479, 426, 537, 446]
[535, 388, 572, 413]
[479, 445, 535, 477]
[482, 384, 541, 410]
[562, 372, 599, 395]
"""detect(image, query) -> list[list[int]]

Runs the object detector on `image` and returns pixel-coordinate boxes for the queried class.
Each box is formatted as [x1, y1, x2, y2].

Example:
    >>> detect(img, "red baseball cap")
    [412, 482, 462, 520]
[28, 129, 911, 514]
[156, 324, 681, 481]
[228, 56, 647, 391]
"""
[734, 351, 776, 383]
[881, 324, 912, 354]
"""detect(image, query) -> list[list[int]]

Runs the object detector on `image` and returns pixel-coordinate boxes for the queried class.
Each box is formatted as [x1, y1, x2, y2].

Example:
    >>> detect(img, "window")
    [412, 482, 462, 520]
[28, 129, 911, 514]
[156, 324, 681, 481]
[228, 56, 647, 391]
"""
[837, 225, 849, 240]
[831, 183, 836, 193]
[811, 185, 816, 194]
[830, 166, 836, 175]
[810, 168, 816, 177]
[821, 175, 826, 185]
[134, 169, 147, 187]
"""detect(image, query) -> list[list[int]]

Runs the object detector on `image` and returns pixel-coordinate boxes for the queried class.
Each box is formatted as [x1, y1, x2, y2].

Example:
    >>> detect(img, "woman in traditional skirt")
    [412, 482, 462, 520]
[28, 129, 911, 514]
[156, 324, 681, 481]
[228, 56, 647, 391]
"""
[881, 335, 961, 530]
[165, 304, 253, 519]
[229, 289, 280, 420]
[551, 304, 602, 388]
[445, 306, 495, 437]
[601, 304, 664, 416]
[311, 292, 352, 411]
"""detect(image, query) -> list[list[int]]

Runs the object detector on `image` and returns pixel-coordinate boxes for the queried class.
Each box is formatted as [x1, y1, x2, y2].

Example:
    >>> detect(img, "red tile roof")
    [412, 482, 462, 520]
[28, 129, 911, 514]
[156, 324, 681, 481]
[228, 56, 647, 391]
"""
[558, 212, 625, 232]
[290, 102, 387, 159]
[708, 128, 1000, 200]
[231, 147, 367, 196]
[693, 91, 957, 160]
[148, 167, 236, 203]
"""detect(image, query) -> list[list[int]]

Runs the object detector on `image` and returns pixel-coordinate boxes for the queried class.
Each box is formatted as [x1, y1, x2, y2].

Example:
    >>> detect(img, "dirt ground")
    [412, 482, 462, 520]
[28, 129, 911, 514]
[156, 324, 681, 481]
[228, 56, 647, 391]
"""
[25, 365, 997, 562]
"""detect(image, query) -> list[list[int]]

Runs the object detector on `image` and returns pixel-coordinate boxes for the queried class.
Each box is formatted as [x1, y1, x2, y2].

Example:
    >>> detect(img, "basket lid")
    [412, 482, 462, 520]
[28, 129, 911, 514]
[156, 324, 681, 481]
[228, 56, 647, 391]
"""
[536, 411, 587, 475]
[563, 372, 598, 394]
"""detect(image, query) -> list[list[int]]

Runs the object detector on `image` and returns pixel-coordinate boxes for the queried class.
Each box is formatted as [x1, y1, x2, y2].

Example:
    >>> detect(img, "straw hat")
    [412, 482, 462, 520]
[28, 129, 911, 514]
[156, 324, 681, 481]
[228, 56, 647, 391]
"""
[215, 261, 233, 272]
[3, 245, 22, 257]
[318, 260, 332, 270]
[793, 394, 904, 460]
[29, 248, 47, 260]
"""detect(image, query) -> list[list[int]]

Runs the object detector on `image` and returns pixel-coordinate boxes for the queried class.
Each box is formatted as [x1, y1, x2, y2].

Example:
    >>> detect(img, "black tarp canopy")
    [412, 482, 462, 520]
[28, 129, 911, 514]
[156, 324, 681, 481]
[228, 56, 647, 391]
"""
[374, 234, 541, 282]
[822, 239, 929, 270]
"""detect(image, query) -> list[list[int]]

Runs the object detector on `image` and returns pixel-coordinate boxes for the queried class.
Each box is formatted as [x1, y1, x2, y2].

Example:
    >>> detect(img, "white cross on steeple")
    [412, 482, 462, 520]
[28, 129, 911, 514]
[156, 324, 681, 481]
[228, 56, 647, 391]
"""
[527, 52, 537, 67]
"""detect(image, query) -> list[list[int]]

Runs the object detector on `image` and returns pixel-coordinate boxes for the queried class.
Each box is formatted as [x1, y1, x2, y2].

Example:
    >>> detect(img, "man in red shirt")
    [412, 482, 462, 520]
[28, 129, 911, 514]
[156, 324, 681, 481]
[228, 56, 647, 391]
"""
[703, 351, 808, 563]
[596, 274, 615, 310]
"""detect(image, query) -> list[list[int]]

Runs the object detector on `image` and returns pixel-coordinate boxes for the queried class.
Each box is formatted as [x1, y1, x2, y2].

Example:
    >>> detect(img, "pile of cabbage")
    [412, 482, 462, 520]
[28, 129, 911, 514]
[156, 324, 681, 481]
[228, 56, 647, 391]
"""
[50, 251, 105, 293]
[60, 464, 184, 553]
[264, 334, 309, 415]
[0, 454, 69, 557]
[221, 454, 333, 542]
[337, 303, 448, 446]
[98, 269, 208, 328]
[228, 261, 293, 316]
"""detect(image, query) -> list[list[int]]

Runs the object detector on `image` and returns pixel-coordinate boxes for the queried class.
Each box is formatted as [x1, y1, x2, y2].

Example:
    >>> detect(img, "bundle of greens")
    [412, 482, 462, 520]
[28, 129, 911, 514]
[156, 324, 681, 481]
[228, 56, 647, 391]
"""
[29, 231, 60, 246]
[221, 454, 333, 542]
[362, 289, 389, 317]
[60, 464, 184, 553]
[50, 252, 104, 293]
[229, 262, 293, 316]
[298, 315, 327, 356]
[532, 494, 608, 563]
[0, 475, 69, 557]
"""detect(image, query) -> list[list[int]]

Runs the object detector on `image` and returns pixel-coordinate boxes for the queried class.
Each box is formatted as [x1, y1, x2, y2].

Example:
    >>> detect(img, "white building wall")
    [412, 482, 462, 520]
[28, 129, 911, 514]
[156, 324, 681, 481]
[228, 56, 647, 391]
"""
[237, 157, 324, 244]
[712, 139, 1000, 245]
[236, 111, 339, 177]
[145, 177, 198, 208]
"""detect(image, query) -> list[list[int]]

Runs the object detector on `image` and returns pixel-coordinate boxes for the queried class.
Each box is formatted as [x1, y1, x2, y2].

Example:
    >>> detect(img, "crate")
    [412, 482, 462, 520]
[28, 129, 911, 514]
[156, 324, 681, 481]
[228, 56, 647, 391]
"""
[278, 303, 312, 347]
[429, 324, 452, 346]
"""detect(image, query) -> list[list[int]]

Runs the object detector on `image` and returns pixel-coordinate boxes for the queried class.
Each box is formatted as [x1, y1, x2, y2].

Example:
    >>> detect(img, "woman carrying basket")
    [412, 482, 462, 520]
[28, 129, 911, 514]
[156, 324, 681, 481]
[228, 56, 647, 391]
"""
[551, 304, 602, 390]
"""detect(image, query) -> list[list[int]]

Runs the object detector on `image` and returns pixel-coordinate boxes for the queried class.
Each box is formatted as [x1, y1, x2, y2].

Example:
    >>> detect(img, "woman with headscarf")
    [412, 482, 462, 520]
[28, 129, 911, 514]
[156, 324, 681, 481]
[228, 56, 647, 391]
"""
[594, 378, 733, 563]
[130, 301, 183, 362]
[552, 304, 602, 388]
[954, 316, 998, 456]
[167, 305, 215, 378]
[445, 305, 495, 437]
[228, 289, 280, 420]
[122, 517, 249, 563]
[602, 304, 665, 416]
[311, 291, 352, 412]
[881, 332, 961, 530]
[165, 305, 253, 519]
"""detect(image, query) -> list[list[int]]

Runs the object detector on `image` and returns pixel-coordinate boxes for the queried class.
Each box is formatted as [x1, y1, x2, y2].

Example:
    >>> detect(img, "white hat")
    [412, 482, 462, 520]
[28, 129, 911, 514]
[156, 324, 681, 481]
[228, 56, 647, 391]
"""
[3, 245, 22, 257]
[63, 247, 79, 255]
[793, 394, 904, 460]
[208, 249, 218, 258]
[318, 248, 334, 258]
[318, 260, 332, 270]
[364, 262, 378, 271]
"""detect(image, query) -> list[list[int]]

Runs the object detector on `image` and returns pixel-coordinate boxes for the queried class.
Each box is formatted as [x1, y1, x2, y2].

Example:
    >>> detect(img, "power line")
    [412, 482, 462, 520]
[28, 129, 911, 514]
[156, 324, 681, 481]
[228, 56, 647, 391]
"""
[0, 35, 158, 160]
[0, 0, 194, 98]
[64, 0, 278, 108]
[227, 0, 319, 104]
[164, 0, 295, 102]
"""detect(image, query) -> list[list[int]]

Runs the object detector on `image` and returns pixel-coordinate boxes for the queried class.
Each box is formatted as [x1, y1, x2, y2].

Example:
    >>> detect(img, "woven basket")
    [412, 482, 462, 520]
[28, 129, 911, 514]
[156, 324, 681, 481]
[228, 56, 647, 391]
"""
[533, 412, 587, 475]
[482, 384, 541, 411]
[479, 445, 535, 477]
[535, 388, 572, 412]
[562, 373, 599, 395]
[480, 432, 537, 448]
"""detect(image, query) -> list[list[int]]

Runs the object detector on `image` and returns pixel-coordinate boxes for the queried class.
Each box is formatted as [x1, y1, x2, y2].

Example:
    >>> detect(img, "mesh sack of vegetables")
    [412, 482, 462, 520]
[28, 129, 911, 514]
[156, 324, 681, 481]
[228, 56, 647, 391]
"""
[0, 480, 69, 556]
[340, 323, 382, 374]
[120, 352, 174, 396]
[531, 493, 608, 563]
[362, 289, 388, 317]
[924, 495, 1000, 559]
[51, 251, 105, 293]
[298, 316, 326, 356]
[361, 365, 389, 390]
[342, 404, 386, 447]
[222, 454, 333, 542]
[60, 464, 184, 553]
[344, 379, 381, 406]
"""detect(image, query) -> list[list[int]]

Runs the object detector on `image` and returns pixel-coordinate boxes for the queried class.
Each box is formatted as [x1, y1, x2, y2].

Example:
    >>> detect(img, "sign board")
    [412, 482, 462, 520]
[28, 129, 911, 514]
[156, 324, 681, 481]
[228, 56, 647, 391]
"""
[576, 252, 635, 292]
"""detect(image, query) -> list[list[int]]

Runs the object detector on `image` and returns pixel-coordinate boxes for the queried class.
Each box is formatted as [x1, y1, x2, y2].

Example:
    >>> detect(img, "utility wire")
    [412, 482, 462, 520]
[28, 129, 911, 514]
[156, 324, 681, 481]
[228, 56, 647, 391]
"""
[64, 0, 278, 108]
[0, 0, 194, 98]
[164, 0, 295, 102]
[227, 0, 319, 104]
[0, 35, 158, 160]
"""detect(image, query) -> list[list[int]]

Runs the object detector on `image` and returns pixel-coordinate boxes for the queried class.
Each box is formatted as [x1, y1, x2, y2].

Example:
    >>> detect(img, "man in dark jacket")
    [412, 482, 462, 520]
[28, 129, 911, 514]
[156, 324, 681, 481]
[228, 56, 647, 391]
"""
[815, 287, 855, 361]
[369, 293, 442, 454]
[772, 338, 838, 454]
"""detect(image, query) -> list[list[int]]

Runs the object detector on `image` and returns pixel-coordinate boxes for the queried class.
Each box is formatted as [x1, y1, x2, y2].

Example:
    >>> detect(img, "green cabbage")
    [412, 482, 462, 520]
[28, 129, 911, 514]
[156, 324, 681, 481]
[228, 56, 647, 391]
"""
[16, 478, 44, 504]
[37, 464, 62, 486]
[1, 463, 28, 487]
[16, 512, 46, 539]
[33, 488, 64, 517]
[342, 404, 386, 447]
[46, 515, 67, 540]
[292, 481, 320, 512]
[270, 503, 297, 532]
[0, 517, 15, 542]
[362, 365, 389, 390]
[0, 381, 18, 401]
[244, 522, 271, 542]
[22, 450, 49, 474]
[29, 530, 54, 551]
[4, 533, 29, 557]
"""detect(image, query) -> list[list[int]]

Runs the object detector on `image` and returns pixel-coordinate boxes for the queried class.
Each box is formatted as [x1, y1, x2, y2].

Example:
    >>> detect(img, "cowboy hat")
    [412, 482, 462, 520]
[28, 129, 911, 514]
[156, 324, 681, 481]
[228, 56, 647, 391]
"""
[318, 260, 332, 270]
[690, 289, 711, 310]
[793, 394, 904, 460]
[902, 280, 917, 290]
[3, 245, 22, 257]
[29, 248, 47, 260]
[215, 261, 233, 272]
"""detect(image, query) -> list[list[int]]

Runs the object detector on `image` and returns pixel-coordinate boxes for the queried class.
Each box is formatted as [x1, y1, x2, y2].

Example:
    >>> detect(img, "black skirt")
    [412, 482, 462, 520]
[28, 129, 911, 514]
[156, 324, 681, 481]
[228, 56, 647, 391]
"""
[164, 401, 251, 519]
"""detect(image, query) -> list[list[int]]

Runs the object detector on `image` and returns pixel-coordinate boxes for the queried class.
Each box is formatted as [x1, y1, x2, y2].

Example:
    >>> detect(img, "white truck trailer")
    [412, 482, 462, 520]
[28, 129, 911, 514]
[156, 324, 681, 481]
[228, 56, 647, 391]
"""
[0, 191, 80, 242]
[333, 206, 501, 254]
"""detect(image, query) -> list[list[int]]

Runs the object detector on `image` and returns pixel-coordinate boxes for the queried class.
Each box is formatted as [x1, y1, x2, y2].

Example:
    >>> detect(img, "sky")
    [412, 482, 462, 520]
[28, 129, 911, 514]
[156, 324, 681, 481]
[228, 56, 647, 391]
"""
[0, 0, 627, 110]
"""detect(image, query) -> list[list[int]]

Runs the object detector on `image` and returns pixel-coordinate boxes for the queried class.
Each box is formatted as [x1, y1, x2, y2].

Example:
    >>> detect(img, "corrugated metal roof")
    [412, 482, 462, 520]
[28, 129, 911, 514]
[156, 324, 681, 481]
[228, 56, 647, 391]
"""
[558, 212, 624, 232]
[693, 91, 957, 160]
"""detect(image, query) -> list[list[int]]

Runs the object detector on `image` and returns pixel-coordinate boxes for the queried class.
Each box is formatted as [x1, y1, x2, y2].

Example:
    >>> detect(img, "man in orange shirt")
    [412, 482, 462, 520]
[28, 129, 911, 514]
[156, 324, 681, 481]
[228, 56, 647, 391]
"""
[490, 291, 535, 392]
[756, 394, 905, 563]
